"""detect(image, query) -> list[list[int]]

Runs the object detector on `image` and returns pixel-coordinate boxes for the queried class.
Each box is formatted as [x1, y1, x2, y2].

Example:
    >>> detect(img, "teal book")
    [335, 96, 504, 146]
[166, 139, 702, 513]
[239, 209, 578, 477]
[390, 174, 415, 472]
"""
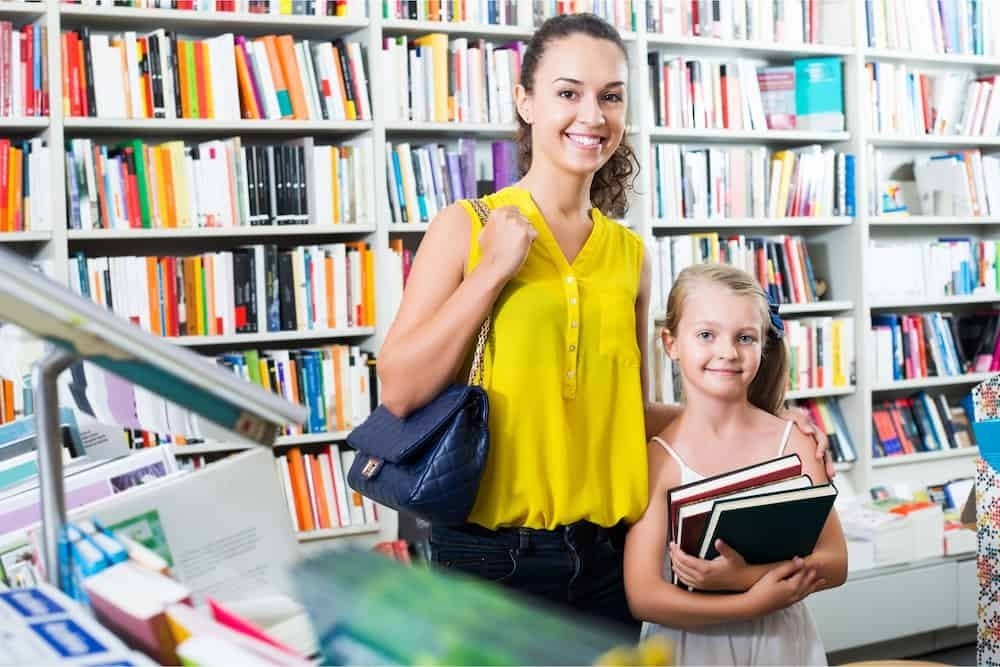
[794, 57, 845, 132]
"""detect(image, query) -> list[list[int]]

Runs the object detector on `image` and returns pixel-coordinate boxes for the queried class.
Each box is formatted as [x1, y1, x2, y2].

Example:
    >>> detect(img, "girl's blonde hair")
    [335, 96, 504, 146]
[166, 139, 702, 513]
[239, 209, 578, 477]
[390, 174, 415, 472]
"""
[664, 263, 788, 415]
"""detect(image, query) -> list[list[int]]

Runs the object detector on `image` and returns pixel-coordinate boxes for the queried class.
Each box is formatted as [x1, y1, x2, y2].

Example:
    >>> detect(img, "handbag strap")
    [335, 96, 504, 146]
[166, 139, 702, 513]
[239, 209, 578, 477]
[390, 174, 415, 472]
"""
[467, 198, 492, 387]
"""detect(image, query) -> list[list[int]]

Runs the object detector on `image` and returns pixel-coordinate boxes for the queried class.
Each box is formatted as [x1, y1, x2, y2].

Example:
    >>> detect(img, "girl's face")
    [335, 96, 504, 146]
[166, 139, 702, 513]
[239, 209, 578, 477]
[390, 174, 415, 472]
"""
[664, 284, 767, 404]
[515, 33, 628, 179]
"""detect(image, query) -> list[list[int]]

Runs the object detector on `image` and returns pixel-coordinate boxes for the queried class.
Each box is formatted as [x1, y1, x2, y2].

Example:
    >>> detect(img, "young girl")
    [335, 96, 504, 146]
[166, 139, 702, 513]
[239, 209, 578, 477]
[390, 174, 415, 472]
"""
[623, 263, 848, 664]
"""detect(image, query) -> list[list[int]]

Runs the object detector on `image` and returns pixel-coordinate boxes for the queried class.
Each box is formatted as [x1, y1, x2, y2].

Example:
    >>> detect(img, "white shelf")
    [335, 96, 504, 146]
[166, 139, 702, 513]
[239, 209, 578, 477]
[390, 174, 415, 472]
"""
[786, 386, 856, 400]
[650, 128, 849, 143]
[870, 294, 1000, 309]
[834, 461, 854, 473]
[63, 118, 373, 134]
[381, 18, 532, 39]
[388, 222, 432, 233]
[172, 327, 375, 347]
[872, 446, 979, 468]
[0, 2, 45, 18]
[646, 34, 854, 58]
[171, 442, 253, 456]
[68, 225, 375, 241]
[275, 431, 352, 446]
[0, 117, 47, 130]
[383, 121, 518, 137]
[652, 216, 852, 230]
[59, 5, 369, 34]
[871, 372, 997, 393]
[864, 48, 1000, 69]
[0, 230, 51, 243]
[779, 300, 855, 314]
[869, 215, 1000, 226]
[869, 134, 1000, 148]
[296, 524, 380, 542]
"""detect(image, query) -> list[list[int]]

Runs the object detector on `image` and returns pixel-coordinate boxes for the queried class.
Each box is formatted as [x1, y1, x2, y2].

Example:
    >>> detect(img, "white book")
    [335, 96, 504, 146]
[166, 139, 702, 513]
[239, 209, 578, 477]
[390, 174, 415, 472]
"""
[317, 452, 341, 528]
[328, 445, 352, 527]
[339, 449, 365, 526]
[277, 455, 299, 531]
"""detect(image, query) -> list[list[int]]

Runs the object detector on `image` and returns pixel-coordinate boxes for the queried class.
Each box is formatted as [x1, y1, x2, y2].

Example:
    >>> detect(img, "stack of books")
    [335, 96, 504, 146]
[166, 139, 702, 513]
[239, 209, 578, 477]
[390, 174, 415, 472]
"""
[668, 453, 837, 589]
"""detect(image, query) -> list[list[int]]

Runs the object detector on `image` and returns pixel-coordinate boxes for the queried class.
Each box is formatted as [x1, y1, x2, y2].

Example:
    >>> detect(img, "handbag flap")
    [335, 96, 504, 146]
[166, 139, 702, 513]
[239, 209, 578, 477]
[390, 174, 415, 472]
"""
[347, 384, 485, 464]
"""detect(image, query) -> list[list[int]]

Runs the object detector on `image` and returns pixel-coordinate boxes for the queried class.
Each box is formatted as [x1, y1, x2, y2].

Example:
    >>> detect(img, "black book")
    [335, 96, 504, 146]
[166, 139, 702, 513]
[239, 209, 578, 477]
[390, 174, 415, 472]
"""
[277, 250, 297, 331]
[698, 483, 837, 565]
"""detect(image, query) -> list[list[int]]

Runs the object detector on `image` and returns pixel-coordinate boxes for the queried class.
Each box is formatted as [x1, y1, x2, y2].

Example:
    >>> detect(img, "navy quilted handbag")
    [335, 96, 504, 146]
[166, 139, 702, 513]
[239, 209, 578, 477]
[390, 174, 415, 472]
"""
[346, 200, 492, 525]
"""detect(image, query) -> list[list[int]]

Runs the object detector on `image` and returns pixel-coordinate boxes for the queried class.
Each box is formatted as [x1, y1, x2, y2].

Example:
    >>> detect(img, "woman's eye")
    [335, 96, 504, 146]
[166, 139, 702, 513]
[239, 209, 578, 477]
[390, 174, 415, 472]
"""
[603, 92, 623, 103]
[558, 90, 578, 100]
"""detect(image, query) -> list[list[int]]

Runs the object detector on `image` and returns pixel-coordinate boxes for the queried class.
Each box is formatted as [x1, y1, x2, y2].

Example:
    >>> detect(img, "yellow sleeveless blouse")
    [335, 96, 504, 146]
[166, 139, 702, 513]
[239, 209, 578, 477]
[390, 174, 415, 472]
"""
[459, 186, 648, 530]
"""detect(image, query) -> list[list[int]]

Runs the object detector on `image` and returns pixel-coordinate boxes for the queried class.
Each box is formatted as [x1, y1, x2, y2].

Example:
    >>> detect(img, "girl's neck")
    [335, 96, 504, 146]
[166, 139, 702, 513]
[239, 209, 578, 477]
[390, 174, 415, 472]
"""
[676, 391, 756, 441]
[518, 161, 594, 219]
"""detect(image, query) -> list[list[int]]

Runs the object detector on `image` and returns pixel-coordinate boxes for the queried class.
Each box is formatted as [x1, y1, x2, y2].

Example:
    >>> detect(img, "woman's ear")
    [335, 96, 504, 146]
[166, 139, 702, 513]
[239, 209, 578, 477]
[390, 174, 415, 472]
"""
[514, 84, 532, 124]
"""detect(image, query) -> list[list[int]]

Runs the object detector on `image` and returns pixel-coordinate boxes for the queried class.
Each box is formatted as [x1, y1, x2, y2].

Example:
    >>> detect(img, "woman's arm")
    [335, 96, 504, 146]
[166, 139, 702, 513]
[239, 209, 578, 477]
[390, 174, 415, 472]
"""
[377, 204, 531, 417]
[636, 252, 683, 439]
[787, 430, 849, 591]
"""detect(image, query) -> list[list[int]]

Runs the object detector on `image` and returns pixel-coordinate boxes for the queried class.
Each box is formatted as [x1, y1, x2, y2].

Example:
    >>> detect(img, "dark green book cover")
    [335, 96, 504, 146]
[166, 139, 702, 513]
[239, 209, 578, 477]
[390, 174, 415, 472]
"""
[700, 484, 837, 564]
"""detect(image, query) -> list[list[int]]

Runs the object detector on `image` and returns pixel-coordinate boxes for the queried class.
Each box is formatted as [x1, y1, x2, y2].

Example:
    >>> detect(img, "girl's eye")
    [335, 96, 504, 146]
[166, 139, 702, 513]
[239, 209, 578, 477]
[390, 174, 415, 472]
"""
[738, 334, 757, 344]
[603, 92, 623, 103]
[696, 331, 713, 341]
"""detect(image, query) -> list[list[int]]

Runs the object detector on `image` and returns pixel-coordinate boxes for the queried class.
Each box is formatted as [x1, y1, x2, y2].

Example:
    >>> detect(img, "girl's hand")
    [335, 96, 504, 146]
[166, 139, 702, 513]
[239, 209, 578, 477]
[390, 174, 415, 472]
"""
[670, 540, 749, 592]
[780, 406, 835, 479]
[478, 205, 537, 283]
[745, 558, 826, 615]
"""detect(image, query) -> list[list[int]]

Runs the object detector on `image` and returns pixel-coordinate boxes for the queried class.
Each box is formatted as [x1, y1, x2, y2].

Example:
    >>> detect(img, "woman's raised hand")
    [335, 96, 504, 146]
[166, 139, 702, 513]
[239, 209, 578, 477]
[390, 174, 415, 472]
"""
[478, 205, 537, 283]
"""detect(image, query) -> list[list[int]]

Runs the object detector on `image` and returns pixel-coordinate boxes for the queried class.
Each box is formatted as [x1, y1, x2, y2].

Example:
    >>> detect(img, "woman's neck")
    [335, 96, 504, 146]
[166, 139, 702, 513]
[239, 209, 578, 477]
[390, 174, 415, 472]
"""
[518, 161, 594, 219]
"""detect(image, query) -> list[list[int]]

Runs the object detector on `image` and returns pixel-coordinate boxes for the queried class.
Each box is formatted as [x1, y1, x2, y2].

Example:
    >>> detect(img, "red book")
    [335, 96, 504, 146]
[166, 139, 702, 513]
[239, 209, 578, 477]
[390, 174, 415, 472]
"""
[667, 453, 802, 547]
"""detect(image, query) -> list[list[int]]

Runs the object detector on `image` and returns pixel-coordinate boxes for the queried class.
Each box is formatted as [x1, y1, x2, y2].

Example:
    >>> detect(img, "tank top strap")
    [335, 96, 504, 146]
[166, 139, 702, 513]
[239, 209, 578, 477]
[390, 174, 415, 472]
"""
[652, 436, 695, 473]
[776, 420, 794, 456]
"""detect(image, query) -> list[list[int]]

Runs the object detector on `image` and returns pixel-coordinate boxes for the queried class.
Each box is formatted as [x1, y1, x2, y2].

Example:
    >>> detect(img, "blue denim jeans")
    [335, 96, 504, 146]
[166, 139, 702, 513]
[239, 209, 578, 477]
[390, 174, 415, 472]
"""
[429, 520, 639, 637]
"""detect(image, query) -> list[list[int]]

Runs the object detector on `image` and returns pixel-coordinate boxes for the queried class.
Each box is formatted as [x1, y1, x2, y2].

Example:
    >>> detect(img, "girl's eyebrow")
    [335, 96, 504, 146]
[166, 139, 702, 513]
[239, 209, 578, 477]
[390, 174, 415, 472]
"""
[552, 77, 626, 87]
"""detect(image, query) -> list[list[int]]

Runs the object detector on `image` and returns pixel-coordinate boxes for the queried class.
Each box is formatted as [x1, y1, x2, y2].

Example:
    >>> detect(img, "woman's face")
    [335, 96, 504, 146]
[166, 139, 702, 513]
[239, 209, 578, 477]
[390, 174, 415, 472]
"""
[516, 33, 629, 178]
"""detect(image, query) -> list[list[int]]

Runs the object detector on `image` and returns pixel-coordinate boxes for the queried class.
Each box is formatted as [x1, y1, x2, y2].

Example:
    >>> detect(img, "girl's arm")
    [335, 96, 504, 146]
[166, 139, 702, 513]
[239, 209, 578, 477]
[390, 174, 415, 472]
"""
[635, 252, 682, 439]
[786, 429, 849, 592]
[377, 204, 529, 417]
[624, 443, 817, 629]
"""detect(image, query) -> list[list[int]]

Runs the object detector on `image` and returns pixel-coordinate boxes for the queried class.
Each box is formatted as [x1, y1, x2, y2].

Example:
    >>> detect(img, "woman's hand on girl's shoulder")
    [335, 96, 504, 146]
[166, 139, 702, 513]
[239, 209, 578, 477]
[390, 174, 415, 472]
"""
[780, 405, 835, 479]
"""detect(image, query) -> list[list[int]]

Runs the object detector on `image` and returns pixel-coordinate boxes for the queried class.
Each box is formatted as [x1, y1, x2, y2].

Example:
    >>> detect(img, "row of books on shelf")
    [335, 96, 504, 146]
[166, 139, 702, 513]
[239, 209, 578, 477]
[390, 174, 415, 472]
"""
[871, 392, 975, 458]
[215, 344, 376, 435]
[0, 138, 48, 233]
[649, 144, 855, 221]
[867, 64, 1000, 138]
[871, 149, 1000, 218]
[66, 137, 369, 231]
[864, 0, 1000, 57]
[647, 55, 844, 132]
[649, 233, 821, 314]
[793, 397, 857, 463]
[649, 0, 848, 44]
[380, 33, 521, 125]
[785, 316, 856, 392]
[869, 238, 1000, 301]
[62, 29, 371, 121]
[0, 23, 46, 119]
[386, 139, 514, 224]
[533, 0, 635, 31]
[277, 445, 377, 534]
[69, 244, 376, 338]
[61, 0, 365, 16]
[869, 310, 990, 383]
[384, 0, 518, 24]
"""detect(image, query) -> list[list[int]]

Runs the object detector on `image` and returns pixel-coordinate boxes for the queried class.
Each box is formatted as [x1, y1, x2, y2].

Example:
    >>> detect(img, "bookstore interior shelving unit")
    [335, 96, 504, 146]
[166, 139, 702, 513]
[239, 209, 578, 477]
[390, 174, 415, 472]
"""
[0, 0, 991, 656]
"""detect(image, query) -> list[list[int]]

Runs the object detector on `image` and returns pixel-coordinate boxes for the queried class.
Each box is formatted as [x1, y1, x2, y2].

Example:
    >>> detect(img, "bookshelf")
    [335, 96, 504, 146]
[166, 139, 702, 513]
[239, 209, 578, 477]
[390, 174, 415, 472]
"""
[0, 0, 992, 575]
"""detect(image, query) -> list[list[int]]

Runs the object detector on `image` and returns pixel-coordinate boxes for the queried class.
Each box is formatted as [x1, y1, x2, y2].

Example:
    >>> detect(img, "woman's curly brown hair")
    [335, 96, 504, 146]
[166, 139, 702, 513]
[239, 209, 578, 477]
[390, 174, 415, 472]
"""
[516, 13, 639, 218]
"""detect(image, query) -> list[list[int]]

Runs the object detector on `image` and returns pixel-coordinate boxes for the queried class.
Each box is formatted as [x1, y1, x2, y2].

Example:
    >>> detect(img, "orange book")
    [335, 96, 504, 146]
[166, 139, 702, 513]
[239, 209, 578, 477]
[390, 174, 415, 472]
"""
[287, 357, 301, 408]
[59, 33, 70, 116]
[2, 379, 13, 423]
[233, 42, 260, 119]
[8, 145, 21, 231]
[308, 454, 332, 529]
[76, 34, 87, 117]
[325, 255, 335, 328]
[177, 40, 193, 118]
[329, 44, 354, 120]
[146, 257, 162, 335]
[285, 449, 315, 532]
[257, 35, 293, 118]
[158, 146, 177, 229]
[195, 41, 213, 119]
[0, 140, 9, 232]
[275, 35, 308, 120]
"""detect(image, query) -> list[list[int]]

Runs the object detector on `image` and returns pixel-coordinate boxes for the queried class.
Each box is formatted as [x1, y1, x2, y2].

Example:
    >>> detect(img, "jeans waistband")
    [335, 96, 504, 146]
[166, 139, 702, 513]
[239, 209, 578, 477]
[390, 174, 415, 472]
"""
[433, 520, 627, 551]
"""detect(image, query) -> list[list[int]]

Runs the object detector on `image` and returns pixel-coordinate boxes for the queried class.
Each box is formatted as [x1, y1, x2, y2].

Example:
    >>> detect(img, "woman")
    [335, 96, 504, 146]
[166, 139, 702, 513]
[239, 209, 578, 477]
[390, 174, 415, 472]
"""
[376, 13, 832, 634]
